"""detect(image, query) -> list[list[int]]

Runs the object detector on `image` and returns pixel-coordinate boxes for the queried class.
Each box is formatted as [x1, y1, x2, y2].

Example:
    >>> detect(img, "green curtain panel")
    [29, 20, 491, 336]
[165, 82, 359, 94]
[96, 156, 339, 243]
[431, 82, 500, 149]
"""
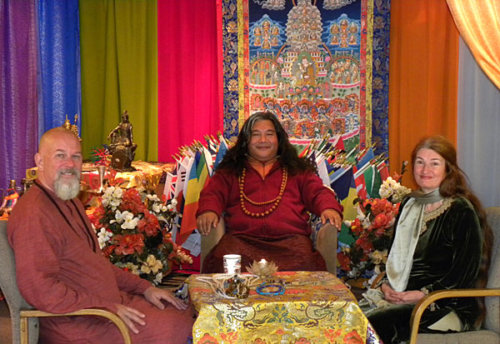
[79, 0, 158, 161]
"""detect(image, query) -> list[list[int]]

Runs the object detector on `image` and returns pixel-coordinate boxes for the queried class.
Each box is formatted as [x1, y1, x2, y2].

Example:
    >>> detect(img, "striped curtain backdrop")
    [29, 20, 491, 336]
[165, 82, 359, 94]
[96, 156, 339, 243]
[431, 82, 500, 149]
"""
[0, 0, 498, 207]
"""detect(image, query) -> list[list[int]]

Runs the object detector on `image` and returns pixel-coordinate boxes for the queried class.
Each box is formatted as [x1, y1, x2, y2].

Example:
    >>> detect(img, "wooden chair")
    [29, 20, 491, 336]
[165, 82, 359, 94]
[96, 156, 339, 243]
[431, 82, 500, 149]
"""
[200, 218, 338, 273]
[0, 221, 131, 344]
[409, 207, 500, 344]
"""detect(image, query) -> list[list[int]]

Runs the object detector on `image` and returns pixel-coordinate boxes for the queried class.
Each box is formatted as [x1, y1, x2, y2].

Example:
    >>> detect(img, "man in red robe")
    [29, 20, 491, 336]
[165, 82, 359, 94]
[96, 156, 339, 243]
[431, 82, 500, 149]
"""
[197, 111, 343, 273]
[8, 127, 194, 343]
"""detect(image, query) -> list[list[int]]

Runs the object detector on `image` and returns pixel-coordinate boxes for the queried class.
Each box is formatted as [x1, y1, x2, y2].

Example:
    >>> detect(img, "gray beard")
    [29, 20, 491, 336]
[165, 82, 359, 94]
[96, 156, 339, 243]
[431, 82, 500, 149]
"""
[54, 169, 81, 200]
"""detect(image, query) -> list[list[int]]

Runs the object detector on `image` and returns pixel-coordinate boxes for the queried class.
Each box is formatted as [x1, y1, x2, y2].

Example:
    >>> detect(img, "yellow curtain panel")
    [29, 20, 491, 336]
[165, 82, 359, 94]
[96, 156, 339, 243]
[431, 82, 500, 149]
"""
[447, 0, 500, 90]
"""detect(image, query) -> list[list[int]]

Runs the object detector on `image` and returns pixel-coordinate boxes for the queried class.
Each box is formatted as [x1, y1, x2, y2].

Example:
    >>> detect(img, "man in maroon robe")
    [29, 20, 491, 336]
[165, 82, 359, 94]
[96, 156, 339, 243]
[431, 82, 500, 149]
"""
[197, 112, 343, 273]
[8, 127, 194, 343]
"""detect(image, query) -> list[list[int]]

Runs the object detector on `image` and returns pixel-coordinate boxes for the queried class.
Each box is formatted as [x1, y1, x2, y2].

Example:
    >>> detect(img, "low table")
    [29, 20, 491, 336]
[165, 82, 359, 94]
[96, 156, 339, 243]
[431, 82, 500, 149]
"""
[187, 271, 381, 343]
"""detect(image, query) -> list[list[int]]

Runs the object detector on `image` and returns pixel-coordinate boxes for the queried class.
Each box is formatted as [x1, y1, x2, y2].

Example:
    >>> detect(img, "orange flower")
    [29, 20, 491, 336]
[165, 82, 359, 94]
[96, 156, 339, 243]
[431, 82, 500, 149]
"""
[350, 218, 363, 236]
[114, 234, 145, 255]
[356, 236, 374, 254]
[337, 252, 352, 271]
[89, 205, 106, 229]
[120, 189, 146, 214]
[372, 213, 391, 228]
[137, 211, 160, 237]
[102, 245, 115, 258]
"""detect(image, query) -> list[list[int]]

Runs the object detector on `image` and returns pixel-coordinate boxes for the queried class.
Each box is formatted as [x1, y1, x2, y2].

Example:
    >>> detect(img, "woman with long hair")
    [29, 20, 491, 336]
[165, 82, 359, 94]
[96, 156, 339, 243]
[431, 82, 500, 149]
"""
[367, 135, 493, 343]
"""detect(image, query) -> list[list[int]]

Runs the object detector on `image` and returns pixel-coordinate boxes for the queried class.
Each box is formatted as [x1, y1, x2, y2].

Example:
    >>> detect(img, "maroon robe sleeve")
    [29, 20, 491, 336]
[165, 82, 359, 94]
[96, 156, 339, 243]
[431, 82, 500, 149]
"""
[110, 263, 152, 294]
[196, 169, 234, 218]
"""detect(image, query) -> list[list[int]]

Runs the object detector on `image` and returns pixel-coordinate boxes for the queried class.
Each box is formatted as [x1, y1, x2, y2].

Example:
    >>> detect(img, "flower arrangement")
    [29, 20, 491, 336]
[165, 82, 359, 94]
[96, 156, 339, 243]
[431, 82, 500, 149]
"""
[90, 145, 111, 166]
[89, 183, 193, 285]
[338, 176, 411, 279]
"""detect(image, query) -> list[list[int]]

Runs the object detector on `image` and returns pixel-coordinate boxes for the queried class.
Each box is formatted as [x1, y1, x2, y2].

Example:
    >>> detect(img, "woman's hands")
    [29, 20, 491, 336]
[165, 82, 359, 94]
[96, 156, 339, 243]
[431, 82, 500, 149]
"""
[196, 211, 219, 235]
[381, 284, 426, 305]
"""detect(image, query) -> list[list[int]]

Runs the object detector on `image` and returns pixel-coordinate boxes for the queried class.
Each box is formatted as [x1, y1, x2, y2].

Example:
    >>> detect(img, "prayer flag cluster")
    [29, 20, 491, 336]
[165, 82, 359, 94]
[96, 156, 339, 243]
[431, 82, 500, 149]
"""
[162, 134, 231, 271]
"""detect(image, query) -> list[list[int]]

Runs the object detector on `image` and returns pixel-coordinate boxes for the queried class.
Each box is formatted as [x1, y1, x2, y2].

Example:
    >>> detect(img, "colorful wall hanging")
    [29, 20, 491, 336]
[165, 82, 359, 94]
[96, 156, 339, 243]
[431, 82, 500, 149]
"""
[222, 0, 390, 155]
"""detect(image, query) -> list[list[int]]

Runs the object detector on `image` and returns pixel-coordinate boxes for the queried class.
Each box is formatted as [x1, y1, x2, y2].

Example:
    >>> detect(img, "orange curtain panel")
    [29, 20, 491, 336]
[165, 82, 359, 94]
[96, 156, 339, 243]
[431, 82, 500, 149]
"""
[389, 0, 459, 189]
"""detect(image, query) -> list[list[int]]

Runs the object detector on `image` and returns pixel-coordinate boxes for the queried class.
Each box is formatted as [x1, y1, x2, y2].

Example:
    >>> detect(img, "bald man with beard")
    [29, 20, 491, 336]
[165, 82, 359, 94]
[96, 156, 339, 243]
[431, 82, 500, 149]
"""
[8, 128, 194, 343]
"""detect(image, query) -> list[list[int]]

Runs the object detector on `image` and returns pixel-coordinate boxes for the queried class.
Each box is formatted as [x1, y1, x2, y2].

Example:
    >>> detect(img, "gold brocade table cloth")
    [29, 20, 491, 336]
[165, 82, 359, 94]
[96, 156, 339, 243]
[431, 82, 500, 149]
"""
[187, 271, 381, 343]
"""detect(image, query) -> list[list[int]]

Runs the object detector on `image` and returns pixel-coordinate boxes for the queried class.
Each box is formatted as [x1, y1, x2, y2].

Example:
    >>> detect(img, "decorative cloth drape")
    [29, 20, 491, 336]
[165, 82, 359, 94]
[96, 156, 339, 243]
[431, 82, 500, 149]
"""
[447, 0, 500, 90]
[0, 0, 39, 191]
[388, 0, 459, 189]
[157, 0, 223, 162]
[79, 0, 158, 161]
[37, 0, 82, 136]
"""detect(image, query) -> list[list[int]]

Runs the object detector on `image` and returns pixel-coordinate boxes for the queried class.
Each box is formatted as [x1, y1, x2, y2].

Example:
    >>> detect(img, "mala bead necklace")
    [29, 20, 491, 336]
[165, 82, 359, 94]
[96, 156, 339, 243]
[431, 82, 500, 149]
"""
[239, 167, 288, 217]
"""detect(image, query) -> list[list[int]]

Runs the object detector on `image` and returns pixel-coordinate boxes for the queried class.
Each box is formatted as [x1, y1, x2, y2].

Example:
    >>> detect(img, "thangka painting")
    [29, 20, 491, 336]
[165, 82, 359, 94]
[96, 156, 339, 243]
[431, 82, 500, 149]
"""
[222, 0, 391, 155]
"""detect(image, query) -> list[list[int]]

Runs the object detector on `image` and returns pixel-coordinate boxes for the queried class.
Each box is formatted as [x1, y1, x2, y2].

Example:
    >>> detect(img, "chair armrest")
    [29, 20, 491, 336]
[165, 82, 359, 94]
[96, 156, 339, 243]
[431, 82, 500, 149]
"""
[409, 288, 500, 344]
[200, 218, 225, 271]
[20, 308, 131, 344]
[315, 223, 337, 274]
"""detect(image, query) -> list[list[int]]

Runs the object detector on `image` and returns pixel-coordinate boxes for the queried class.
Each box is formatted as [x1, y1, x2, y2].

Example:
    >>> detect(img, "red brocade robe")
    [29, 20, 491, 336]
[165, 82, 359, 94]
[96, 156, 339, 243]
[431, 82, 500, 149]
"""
[197, 161, 343, 273]
[8, 183, 194, 344]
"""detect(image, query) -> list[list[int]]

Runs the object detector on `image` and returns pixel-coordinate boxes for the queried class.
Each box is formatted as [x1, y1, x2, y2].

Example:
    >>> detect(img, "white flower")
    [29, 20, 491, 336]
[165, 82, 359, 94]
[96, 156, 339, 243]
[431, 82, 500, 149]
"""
[102, 186, 123, 210]
[116, 262, 141, 275]
[97, 228, 113, 249]
[147, 194, 160, 202]
[109, 198, 121, 210]
[152, 203, 162, 213]
[171, 199, 178, 206]
[153, 272, 164, 285]
[379, 177, 411, 203]
[101, 197, 110, 207]
[370, 249, 388, 265]
[104, 186, 115, 197]
[112, 187, 123, 198]
[121, 212, 139, 230]
[110, 210, 128, 224]
[166, 204, 175, 211]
